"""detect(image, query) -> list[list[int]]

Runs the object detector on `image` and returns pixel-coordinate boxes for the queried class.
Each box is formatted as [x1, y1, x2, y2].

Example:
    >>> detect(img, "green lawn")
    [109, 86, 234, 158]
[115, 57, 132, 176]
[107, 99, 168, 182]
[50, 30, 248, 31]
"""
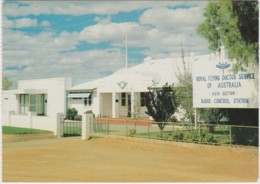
[2, 126, 51, 134]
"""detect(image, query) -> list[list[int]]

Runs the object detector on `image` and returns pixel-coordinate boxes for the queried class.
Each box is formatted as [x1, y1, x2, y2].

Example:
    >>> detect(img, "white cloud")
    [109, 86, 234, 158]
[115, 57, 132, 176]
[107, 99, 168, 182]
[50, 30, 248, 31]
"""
[15, 18, 38, 28]
[94, 16, 112, 25]
[3, 17, 51, 28]
[139, 7, 204, 31]
[3, 1, 210, 87]
[79, 22, 140, 43]
[3, 16, 15, 28]
[3, 1, 206, 16]
[41, 20, 51, 27]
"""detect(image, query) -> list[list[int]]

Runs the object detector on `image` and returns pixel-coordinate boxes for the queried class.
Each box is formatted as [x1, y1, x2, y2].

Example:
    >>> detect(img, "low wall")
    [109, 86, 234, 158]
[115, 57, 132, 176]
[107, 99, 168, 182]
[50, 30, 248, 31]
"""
[10, 114, 30, 128]
[7, 112, 57, 135]
[32, 116, 56, 133]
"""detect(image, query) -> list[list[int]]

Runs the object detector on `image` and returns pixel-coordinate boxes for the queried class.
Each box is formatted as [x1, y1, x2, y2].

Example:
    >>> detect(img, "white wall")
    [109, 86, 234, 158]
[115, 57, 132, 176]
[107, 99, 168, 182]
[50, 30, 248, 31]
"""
[3, 77, 72, 134]
[17, 77, 71, 117]
[32, 116, 56, 132]
[67, 91, 97, 115]
[9, 114, 30, 128]
[7, 113, 58, 133]
[2, 90, 19, 125]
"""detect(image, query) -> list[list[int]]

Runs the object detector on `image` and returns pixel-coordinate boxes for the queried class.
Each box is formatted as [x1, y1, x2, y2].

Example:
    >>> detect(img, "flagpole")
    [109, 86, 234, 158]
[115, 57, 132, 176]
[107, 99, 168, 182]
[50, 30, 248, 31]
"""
[125, 34, 128, 69]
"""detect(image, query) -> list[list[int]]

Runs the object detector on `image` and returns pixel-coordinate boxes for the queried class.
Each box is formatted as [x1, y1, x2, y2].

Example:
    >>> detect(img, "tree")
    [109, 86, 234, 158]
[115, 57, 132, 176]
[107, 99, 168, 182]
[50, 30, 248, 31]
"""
[226, 108, 258, 146]
[175, 51, 194, 123]
[145, 83, 177, 131]
[197, 0, 258, 71]
[198, 108, 227, 133]
[3, 76, 13, 90]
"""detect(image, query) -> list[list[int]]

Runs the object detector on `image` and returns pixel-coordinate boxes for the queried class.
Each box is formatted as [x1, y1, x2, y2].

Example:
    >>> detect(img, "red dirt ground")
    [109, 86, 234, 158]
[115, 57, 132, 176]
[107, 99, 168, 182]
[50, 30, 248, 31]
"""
[2, 134, 259, 182]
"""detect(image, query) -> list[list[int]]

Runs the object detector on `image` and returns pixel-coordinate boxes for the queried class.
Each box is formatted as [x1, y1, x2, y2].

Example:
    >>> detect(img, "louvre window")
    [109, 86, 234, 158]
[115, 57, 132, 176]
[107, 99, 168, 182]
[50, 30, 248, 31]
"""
[20, 94, 45, 115]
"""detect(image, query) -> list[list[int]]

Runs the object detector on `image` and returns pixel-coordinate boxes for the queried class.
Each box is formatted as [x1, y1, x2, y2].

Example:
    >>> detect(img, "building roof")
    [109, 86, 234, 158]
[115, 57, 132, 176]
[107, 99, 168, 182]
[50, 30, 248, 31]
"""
[70, 53, 212, 93]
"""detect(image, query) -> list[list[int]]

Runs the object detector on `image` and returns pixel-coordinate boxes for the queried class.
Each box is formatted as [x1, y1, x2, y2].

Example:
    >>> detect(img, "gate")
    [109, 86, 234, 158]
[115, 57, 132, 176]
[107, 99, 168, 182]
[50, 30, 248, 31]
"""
[60, 115, 82, 137]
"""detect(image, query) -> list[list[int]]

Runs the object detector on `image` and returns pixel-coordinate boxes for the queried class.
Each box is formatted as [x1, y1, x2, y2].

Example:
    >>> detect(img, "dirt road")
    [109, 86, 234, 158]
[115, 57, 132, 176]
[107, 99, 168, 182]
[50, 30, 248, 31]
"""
[2, 135, 259, 182]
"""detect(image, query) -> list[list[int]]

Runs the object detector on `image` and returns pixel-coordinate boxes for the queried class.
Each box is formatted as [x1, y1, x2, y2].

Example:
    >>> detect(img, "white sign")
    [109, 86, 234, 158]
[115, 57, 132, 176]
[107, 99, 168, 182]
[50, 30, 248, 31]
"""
[192, 56, 258, 108]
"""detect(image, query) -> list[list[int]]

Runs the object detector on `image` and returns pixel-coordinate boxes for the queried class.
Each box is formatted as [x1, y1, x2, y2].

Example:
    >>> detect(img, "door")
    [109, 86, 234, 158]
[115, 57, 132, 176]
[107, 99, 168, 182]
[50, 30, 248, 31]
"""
[127, 94, 131, 117]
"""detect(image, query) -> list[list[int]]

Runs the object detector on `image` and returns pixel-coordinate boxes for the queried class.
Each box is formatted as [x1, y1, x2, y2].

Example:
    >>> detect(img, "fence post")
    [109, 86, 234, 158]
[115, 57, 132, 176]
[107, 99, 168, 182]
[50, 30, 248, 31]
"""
[125, 119, 128, 136]
[57, 113, 64, 138]
[82, 113, 93, 140]
[198, 122, 201, 143]
[172, 122, 174, 141]
[148, 120, 150, 139]
[229, 125, 232, 146]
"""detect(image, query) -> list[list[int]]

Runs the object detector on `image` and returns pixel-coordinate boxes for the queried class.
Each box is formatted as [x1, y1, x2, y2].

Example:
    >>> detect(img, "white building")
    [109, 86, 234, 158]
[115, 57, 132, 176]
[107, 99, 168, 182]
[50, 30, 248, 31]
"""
[4, 49, 257, 133]
[67, 55, 192, 118]
[2, 77, 72, 134]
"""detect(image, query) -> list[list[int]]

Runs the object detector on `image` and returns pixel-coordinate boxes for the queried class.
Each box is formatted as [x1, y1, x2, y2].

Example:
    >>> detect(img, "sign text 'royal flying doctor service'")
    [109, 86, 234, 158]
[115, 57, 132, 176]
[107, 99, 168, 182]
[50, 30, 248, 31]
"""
[192, 56, 258, 108]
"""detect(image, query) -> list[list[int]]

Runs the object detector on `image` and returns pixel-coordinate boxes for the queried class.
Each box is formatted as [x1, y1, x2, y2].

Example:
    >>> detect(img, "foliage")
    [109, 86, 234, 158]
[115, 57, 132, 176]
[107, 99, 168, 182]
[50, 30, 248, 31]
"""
[183, 131, 199, 142]
[85, 110, 93, 114]
[2, 126, 51, 134]
[145, 83, 177, 130]
[197, 0, 258, 71]
[169, 115, 177, 122]
[198, 108, 228, 133]
[74, 115, 82, 121]
[231, 127, 258, 146]
[133, 99, 141, 119]
[226, 108, 258, 126]
[3, 76, 13, 90]
[128, 129, 136, 136]
[171, 129, 216, 144]
[172, 130, 184, 140]
[66, 107, 78, 120]
[225, 108, 258, 146]
[175, 50, 194, 123]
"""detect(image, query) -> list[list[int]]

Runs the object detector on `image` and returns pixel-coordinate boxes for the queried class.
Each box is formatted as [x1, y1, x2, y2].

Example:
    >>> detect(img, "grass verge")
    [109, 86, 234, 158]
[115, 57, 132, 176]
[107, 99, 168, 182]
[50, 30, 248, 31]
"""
[2, 126, 51, 134]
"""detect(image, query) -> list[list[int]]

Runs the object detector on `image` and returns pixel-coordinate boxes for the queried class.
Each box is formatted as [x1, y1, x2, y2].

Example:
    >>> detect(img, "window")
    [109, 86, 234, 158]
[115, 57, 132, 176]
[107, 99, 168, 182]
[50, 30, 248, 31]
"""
[72, 98, 82, 100]
[20, 94, 45, 115]
[121, 93, 126, 106]
[20, 94, 29, 114]
[84, 94, 92, 106]
[140, 92, 147, 107]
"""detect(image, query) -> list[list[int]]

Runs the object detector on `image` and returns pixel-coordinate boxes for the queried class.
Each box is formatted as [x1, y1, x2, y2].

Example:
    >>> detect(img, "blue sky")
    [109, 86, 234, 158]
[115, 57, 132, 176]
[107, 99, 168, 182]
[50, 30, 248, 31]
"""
[3, 1, 209, 88]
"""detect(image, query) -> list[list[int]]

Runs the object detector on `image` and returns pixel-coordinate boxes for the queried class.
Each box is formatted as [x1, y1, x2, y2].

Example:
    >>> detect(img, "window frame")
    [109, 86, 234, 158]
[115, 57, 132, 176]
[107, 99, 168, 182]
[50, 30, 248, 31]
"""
[19, 94, 45, 115]
[84, 94, 92, 107]
[121, 93, 126, 106]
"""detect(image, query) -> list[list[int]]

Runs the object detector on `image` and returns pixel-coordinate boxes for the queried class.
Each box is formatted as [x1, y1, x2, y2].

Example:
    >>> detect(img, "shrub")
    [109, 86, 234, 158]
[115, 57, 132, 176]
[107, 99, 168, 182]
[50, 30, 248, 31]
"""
[85, 110, 93, 114]
[156, 131, 172, 139]
[183, 131, 199, 142]
[232, 127, 258, 146]
[128, 129, 136, 136]
[172, 130, 184, 140]
[66, 108, 78, 120]
[74, 115, 82, 121]
[204, 133, 216, 144]
[170, 115, 178, 122]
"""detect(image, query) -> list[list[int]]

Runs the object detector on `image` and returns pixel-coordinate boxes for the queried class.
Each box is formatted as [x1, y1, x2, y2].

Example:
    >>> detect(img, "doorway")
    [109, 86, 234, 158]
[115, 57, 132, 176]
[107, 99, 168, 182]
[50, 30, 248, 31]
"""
[127, 94, 131, 117]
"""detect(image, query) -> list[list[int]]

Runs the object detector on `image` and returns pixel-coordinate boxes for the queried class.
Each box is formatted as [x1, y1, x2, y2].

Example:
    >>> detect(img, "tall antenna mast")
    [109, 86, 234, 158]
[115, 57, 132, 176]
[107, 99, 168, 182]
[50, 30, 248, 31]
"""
[125, 34, 128, 69]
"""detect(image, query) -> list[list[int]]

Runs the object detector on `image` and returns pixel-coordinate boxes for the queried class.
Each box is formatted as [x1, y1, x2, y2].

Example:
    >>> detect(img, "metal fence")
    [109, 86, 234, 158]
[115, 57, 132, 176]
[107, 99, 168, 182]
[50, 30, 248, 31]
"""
[60, 116, 82, 137]
[91, 117, 258, 147]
